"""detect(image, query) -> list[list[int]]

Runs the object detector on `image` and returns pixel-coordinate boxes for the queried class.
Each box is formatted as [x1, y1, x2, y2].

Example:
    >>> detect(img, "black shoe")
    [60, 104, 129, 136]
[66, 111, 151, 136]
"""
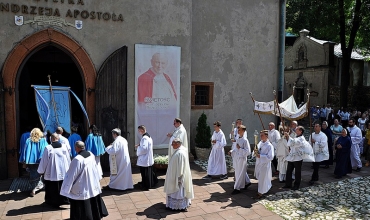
[354, 167, 361, 172]
[291, 186, 299, 190]
[202, 175, 212, 180]
[244, 182, 251, 189]
[231, 189, 240, 195]
[309, 180, 315, 186]
[335, 175, 342, 179]
[102, 185, 113, 190]
[220, 174, 228, 180]
[279, 180, 286, 183]
[282, 185, 292, 189]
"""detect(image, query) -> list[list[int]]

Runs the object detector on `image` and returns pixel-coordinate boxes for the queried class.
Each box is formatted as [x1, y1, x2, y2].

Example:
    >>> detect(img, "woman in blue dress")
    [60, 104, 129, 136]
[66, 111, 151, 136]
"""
[334, 128, 352, 179]
[85, 125, 106, 176]
[19, 128, 48, 196]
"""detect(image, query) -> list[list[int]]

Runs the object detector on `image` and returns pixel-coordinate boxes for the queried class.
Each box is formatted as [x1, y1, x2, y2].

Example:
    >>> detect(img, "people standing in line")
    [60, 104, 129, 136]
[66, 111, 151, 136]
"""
[56, 127, 71, 155]
[230, 125, 251, 195]
[68, 126, 82, 158]
[327, 109, 335, 127]
[164, 138, 194, 211]
[135, 125, 158, 190]
[60, 141, 108, 220]
[340, 109, 350, 128]
[309, 123, 329, 186]
[321, 121, 333, 168]
[268, 122, 281, 175]
[320, 105, 327, 123]
[104, 128, 134, 191]
[19, 126, 31, 168]
[167, 118, 188, 161]
[85, 125, 106, 177]
[347, 119, 362, 171]
[358, 113, 367, 132]
[334, 128, 352, 178]
[276, 127, 290, 183]
[202, 121, 227, 180]
[330, 119, 343, 141]
[19, 128, 48, 197]
[283, 126, 314, 190]
[253, 130, 274, 199]
[37, 133, 71, 208]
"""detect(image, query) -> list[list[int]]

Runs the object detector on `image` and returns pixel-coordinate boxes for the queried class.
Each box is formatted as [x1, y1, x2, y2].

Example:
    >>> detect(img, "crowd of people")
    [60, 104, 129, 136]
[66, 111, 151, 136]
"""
[18, 109, 370, 218]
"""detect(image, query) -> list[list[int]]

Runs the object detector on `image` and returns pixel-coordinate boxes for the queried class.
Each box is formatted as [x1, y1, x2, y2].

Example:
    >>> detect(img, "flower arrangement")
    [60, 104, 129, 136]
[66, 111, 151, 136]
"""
[153, 154, 169, 165]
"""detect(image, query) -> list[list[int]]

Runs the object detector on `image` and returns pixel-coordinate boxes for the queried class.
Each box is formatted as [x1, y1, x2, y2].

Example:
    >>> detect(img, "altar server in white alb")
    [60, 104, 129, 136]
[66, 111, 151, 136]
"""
[167, 118, 188, 161]
[268, 122, 281, 175]
[203, 121, 228, 180]
[228, 119, 248, 173]
[347, 119, 363, 171]
[56, 127, 71, 155]
[136, 125, 158, 190]
[38, 133, 71, 208]
[104, 128, 133, 191]
[164, 138, 194, 211]
[253, 130, 274, 199]
[230, 125, 251, 195]
[276, 127, 290, 182]
[60, 141, 108, 220]
[309, 123, 329, 185]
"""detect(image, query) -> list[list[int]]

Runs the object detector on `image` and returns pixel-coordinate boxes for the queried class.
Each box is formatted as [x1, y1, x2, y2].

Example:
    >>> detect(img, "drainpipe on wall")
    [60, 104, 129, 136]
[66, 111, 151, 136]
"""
[278, 0, 286, 103]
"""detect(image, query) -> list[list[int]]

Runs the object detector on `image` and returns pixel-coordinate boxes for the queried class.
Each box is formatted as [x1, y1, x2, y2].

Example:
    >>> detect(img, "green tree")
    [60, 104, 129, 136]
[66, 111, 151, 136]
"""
[286, 0, 370, 107]
[195, 112, 212, 148]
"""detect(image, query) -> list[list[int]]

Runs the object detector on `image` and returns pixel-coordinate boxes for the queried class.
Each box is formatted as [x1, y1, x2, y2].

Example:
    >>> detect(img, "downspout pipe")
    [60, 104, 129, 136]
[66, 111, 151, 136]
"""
[278, 0, 286, 103]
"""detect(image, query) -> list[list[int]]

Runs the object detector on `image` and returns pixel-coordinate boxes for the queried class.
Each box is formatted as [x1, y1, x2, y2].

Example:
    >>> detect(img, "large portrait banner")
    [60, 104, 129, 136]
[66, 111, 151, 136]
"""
[135, 44, 181, 149]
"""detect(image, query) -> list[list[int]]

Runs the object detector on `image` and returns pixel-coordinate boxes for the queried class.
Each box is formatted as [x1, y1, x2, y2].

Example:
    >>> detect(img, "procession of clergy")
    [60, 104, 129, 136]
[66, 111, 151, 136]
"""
[20, 115, 357, 219]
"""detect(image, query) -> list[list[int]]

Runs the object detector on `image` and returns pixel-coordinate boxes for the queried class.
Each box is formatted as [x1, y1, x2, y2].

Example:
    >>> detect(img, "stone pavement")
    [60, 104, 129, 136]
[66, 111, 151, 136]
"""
[0, 161, 369, 220]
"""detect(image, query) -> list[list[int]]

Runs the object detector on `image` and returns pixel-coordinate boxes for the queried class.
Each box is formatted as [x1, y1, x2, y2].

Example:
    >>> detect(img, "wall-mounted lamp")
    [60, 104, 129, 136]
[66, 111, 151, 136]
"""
[87, 87, 95, 95]
[2, 86, 14, 96]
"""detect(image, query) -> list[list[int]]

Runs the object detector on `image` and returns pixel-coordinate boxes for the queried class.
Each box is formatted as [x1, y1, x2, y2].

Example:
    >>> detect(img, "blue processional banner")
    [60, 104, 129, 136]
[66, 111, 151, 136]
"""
[33, 86, 71, 133]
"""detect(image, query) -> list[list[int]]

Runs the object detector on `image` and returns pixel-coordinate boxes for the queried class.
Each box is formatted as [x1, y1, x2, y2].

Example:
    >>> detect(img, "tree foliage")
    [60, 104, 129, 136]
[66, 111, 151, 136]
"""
[195, 112, 212, 148]
[286, 0, 370, 107]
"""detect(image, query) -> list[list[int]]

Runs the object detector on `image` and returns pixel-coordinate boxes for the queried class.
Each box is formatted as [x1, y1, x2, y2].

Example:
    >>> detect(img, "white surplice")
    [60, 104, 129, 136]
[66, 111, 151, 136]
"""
[254, 140, 274, 194]
[347, 125, 363, 168]
[58, 135, 71, 156]
[285, 136, 315, 162]
[37, 144, 71, 181]
[207, 129, 227, 175]
[60, 151, 102, 200]
[230, 128, 248, 168]
[105, 136, 134, 190]
[164, 146, 194, 210]
[309, 131, 329, 162]
[276, 138, 289, 181]
[268, 129, 281, 154]
[168, 124, 189, 160]
[231, 136, 251, 190]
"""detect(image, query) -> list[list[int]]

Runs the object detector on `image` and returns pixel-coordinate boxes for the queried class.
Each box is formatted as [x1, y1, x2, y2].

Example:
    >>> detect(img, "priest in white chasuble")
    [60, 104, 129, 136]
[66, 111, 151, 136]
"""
[253, 130, 274, 199]
[135, 125, 158, 190]
[38, 133, 71, 208]
[104, 128, 133, 191]
[164, 138, 194, 211]
[230, 125, 251, 194]
[60, 141, 108, 220]
[203, 121, 228, 180]
[167, 118, 189, 161]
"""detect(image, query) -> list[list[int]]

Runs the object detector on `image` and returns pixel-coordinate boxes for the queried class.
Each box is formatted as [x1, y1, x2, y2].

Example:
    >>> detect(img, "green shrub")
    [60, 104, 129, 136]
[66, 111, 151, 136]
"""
[195, 112, 212, 148]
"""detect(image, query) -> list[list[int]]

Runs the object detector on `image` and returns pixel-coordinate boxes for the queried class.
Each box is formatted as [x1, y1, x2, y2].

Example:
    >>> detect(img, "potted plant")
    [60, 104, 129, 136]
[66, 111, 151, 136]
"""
[153, 154, 169, 170]
[194, 112, 212, 160]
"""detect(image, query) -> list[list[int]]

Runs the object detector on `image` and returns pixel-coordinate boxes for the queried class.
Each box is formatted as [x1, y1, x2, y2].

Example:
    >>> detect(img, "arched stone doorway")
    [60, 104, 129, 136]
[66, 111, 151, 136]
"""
[2, 28, 96, 178]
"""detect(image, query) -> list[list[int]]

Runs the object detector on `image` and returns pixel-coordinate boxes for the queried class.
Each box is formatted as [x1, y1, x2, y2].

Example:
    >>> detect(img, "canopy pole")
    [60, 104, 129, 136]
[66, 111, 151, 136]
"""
[47, 75, 59, 127]
[307, 88, 312, 142]
[273, 90, 286, 131]
[249, 92, 266, 130]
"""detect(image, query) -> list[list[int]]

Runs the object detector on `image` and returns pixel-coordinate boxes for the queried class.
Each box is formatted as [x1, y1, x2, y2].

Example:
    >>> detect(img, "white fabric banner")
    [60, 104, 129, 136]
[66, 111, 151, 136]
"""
[253, 100, 275, 114]
[135, 44, 181, 149]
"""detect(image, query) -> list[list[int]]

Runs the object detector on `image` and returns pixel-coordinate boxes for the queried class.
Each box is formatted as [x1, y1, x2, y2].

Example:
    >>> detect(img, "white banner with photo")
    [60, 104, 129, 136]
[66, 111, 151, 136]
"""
[135, 44, 181, 149]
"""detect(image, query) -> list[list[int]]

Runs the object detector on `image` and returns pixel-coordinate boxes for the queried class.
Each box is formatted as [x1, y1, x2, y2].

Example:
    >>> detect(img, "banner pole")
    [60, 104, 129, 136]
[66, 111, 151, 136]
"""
[273, 90, 286, 131]
[249, 92, 266, 130]
[47, 75, 59, 127]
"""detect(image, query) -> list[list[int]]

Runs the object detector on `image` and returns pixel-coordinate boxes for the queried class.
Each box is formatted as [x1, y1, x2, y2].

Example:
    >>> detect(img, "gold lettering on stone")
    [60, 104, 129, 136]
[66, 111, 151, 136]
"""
[45, 7, 52, 16]
[65, 9, 73, 17]
[0, 3, 9, 12]
[117, 14, 123, 22]
[21, 5, 28, 14]
[53, 8, 60, 16]
[38, 7, 44, 15]
[30, 6, 37, 15]
[90, 11, 95, 19]
[73, 9, 79, 18]
[11, 4, 20, 13]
